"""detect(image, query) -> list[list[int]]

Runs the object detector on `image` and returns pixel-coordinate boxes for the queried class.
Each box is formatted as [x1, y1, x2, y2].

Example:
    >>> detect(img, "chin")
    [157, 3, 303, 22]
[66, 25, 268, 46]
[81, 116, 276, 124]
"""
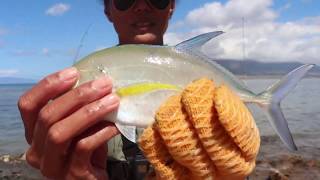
[133, 33, 162, 45]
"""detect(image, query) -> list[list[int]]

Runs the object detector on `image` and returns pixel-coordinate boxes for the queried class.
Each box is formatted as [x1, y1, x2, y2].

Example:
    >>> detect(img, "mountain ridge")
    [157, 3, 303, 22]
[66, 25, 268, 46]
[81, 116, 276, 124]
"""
[0, 77, 36, 84]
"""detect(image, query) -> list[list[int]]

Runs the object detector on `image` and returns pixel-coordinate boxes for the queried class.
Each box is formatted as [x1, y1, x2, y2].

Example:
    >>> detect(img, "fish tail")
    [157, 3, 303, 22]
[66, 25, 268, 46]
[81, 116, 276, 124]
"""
[255, 64, 315, 151]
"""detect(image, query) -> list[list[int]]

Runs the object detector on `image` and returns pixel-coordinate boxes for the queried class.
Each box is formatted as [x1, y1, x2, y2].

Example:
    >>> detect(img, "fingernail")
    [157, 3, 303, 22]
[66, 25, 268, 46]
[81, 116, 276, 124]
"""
[92, 76, 112, 90]
[59, 67, 78, 81]
[99, 94, 119, 108]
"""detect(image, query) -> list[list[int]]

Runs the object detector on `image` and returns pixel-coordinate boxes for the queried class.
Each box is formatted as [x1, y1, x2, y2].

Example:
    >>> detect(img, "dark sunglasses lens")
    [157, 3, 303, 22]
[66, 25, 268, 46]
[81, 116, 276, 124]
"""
[149, 0, 170, 10]
[114, 0, 135, 11]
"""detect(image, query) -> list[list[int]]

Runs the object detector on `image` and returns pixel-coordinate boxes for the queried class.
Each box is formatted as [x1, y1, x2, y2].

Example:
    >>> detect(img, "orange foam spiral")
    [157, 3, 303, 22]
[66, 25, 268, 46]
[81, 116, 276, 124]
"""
[139, 78, 260, 180]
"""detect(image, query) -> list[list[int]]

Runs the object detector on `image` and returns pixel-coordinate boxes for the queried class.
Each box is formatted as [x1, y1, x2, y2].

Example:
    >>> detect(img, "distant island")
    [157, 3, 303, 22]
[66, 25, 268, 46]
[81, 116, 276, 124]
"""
[0, 60, 319, 84]
[0, 77, 36, 84]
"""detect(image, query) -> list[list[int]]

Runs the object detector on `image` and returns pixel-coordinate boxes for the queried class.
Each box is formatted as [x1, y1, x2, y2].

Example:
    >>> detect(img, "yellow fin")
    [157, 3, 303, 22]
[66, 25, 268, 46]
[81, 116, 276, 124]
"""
[116, 83, 181, 97]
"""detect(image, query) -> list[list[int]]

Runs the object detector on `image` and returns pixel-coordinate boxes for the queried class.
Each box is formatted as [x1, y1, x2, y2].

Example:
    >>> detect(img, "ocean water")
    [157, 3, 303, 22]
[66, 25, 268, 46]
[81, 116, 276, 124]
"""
[0, 78, 319, 155]
[0, 84, 32, 155]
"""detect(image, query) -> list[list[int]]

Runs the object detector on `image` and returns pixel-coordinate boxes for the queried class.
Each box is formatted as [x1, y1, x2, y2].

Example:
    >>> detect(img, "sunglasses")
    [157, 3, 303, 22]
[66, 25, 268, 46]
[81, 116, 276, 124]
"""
[113, 0, 171, 11]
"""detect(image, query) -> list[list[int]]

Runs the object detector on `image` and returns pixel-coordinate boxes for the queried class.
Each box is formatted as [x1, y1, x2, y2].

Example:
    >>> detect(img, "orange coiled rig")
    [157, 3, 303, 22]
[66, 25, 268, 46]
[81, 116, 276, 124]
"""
[139, 78, 260, 180]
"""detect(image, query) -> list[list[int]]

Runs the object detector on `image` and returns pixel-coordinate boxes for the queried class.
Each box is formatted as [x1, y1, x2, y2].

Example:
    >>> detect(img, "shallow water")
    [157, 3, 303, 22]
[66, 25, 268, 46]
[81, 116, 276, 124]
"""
[0, 78, 319, 155]
[244, 78, 320, 138]
[0, 84, 32, 155]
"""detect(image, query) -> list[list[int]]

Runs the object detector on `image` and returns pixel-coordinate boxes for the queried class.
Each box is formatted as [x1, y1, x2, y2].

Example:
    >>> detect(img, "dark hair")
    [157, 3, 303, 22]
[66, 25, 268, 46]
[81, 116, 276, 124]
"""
[103, 0, 108, 8]
[102, 0, 177, 9]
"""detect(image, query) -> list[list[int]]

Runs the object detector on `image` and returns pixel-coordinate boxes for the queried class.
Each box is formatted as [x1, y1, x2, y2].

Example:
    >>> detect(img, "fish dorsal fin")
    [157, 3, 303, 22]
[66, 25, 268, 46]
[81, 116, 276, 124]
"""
[175, 31, 224, 52]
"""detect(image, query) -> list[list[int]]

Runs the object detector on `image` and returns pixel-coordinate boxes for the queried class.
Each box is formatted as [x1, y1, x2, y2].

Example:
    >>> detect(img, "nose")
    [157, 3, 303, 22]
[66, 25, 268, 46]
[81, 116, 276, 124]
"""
[132, 0, 152, 12]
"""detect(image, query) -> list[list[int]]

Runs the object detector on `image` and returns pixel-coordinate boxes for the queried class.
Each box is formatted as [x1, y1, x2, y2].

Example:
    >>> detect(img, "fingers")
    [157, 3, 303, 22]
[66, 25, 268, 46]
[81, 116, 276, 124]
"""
[74, 122, 118, 166]
[20, 67, 121, 179]
[37, 76, 113, 127]
[30, 76, 113, 167]
[66, 122, 119, 179]
[18, 67, 79, 144]
[91, 144, 108, 170]
[39, 94, 120, 178]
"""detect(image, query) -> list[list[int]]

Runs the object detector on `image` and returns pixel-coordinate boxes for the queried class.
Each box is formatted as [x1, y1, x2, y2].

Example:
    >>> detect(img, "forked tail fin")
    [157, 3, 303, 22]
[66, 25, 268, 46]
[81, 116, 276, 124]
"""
[256, 64, 315, 151]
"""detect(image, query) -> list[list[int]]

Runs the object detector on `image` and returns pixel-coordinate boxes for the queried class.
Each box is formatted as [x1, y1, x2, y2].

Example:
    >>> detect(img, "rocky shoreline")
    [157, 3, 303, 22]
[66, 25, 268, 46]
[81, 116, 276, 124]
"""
[0, 153, 41, 180]
[1, 136, 319, 180]
[250, 135, 320, 180]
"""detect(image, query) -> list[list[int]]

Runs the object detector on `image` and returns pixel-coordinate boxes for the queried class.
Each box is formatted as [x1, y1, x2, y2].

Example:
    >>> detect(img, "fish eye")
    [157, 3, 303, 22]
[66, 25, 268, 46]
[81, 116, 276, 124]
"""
[97, 65, 109, 75]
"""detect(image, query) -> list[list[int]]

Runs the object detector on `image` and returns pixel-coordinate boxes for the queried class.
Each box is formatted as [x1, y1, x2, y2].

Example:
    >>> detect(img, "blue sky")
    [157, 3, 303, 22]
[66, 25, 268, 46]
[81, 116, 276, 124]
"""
[0, 0, 319, 79]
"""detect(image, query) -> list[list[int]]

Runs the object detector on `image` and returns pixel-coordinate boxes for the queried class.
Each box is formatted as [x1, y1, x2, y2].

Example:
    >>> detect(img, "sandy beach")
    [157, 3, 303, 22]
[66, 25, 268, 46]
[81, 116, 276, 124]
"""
[1, 135, 319, 180]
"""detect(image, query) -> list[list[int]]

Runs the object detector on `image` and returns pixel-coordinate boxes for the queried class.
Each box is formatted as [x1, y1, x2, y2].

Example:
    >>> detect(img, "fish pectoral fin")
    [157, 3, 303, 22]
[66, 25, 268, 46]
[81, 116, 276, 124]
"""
[115, 123, 137, 143]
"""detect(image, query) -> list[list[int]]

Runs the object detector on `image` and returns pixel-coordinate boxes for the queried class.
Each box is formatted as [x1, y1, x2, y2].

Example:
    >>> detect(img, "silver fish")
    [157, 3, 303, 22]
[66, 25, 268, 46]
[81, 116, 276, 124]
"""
[73, 31, 314, 151]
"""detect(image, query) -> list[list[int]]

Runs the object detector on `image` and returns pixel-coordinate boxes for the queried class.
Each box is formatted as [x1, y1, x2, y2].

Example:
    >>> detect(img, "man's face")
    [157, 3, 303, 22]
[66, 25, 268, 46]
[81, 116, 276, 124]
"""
[106, 0, 175, 45]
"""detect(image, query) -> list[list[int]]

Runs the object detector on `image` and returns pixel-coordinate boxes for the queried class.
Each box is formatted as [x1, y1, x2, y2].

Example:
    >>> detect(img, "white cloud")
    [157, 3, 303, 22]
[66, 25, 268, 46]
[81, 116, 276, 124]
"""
[42, 48, 51, 56]
[0, 70, 18, 77]
[46, 3, 70, 16]
[165, 0, 320, 64]
[185, 0, 276, 29]
[277, 2, 291, 15]
[299, 16, 320, 26]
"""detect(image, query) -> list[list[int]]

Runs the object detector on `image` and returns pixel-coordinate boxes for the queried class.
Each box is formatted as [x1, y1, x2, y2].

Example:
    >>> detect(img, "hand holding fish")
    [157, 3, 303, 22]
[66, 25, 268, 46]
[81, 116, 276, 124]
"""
[18, 67, 120, 179]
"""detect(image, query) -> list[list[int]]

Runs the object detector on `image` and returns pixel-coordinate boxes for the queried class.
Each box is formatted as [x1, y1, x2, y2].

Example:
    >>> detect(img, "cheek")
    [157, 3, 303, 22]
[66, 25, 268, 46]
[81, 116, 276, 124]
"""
[155, 14, 170, 33]
[113, 16, 131, 32]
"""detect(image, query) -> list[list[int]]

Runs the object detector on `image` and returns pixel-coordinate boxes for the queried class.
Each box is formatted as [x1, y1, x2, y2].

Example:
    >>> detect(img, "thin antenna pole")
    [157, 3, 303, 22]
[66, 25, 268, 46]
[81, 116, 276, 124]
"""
[242, 17, 245, 61]
[73, 23, 93, 64]
[241, 17, 246, 76]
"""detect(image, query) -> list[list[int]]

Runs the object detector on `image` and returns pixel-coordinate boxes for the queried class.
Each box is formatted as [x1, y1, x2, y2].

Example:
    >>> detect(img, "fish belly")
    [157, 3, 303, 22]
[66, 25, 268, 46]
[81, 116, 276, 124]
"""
[115, 90, 179, 127]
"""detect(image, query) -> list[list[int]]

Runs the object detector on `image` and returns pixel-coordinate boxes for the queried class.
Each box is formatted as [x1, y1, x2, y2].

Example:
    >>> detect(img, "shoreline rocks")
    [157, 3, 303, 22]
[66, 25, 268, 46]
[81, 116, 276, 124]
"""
[0, 154, 42, 179]
[1, 136, 319, 180]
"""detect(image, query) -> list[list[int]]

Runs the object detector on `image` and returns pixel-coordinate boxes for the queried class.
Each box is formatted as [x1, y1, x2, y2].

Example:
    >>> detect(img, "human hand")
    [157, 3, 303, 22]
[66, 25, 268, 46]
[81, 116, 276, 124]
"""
[18, 67, 120, 179]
